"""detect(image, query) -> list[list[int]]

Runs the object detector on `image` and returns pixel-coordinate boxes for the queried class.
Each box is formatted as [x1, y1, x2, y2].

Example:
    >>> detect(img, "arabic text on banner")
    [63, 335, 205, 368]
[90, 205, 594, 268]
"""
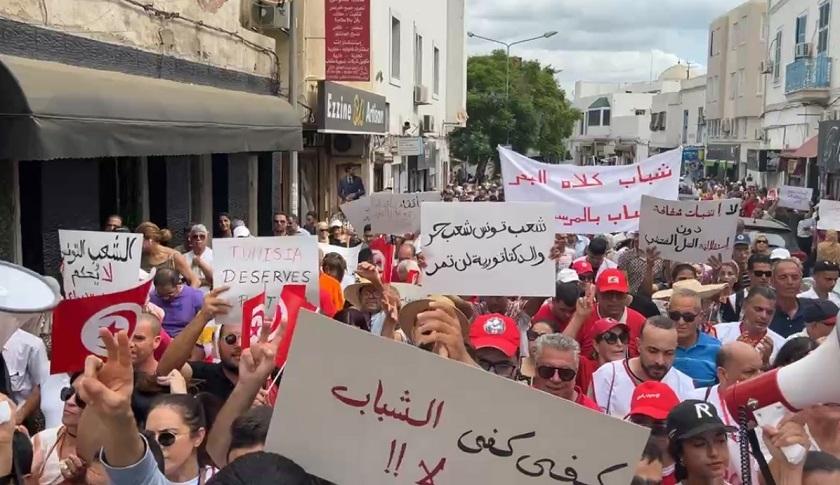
[59, 230, 142, 299]
[818, 199, 840, 231]
[499, 146, 682, 234]
[639, 196, 741, 263]
[212, 237, 320, 325]
[265, 310, 648, 485]
[420, 202, 555, 297]
[370, 192, 442, 235]
[340, 196, 371, 232]
[778, 186, 813, 211]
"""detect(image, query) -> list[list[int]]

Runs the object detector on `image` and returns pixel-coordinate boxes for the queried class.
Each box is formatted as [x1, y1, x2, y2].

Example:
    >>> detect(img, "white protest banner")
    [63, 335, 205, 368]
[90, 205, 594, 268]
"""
[58, 230, 141, 299]
[420, 202, 555, 296]
[389, 282, 427, 307]
[818, 199, 840, 231]
[638, 196, 741, 263]
[341, 196, 371, 232]
[778, 185, 813, 211]
[500, 146, 681, 233]
[371, 192, 442, 235]
[318, 243, 361, 288]
[266, 311, 647, 485]
[212, 237, 319, 325]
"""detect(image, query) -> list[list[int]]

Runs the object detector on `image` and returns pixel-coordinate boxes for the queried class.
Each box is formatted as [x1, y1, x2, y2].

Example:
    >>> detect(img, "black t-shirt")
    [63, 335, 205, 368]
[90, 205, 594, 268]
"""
[190, 361, 236, 400]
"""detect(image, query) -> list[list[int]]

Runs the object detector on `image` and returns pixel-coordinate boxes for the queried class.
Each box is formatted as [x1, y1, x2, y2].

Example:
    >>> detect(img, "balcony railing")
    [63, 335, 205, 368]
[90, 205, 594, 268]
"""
[785, 54, 832, 94]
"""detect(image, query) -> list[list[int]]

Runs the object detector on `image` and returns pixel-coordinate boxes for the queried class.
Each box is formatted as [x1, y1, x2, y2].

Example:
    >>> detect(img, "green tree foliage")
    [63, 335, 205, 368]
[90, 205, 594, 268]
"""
[450, 50, 579, 178]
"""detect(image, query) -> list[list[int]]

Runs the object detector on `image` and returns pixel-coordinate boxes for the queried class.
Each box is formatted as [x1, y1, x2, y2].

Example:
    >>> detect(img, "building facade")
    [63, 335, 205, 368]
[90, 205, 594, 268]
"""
[0, 0, 301, 279]
[705, 0, 768, 181]
[292, 0, 467, 220]
[650, 75, 707, 155]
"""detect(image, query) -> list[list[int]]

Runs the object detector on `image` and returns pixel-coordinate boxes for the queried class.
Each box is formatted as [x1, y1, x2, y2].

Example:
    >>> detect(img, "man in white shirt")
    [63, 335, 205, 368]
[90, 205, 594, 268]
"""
[798, 260, 840, 306]
[716, 286, 786, 366]
[572, 236, 617, 280]
[184, 224, 214, 292]
[786, 299, 838, 343]
[591, 315, 695, 417]
[690, 341, 764, 485]
[2, 329, 49, 430]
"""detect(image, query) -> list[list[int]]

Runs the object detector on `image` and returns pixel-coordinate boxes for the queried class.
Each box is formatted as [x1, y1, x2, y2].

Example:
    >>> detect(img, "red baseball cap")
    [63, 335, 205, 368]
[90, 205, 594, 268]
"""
[571, 259, 594, 276]
[592, 318, 628, 338]
[596, 268, 629, 293]
[627, 381, 680, 420]
[469, 313, 520, 358]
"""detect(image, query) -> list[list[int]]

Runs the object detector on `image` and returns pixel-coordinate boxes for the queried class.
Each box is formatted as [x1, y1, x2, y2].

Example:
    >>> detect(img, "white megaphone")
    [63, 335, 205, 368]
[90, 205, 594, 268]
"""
[722, 325, 840, 416]
[0, 261, 60, 346]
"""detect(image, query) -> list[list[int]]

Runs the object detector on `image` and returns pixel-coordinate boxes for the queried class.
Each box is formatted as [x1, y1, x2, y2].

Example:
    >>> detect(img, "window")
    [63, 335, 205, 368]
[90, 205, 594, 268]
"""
[819, 1, 831, 54]
[773, 30, 782, 82]
[732, 21, 739, 49]
[682, 109, 689, 144]
[414, 32, 423, 86]
[587, 98, 610, 127]
[587, 110, 602, 127]
[390, 16, 401, 80]
[433, 46, 440, 95]
[740, 15, 748, 44]
[758, 69, 765, 95]
[795, 14, 807, 49]
[729, 72, 736, 99]
[697, 107, 704, 144]
[603, 109, 611, 126]
[738, 68, 745, 97]
[709, 30, 715, 57]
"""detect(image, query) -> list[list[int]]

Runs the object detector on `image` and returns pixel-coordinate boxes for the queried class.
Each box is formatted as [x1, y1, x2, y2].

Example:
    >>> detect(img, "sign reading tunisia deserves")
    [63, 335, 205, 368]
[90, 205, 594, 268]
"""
[265, 310, 648, 484]
[499, 146, 681, 233]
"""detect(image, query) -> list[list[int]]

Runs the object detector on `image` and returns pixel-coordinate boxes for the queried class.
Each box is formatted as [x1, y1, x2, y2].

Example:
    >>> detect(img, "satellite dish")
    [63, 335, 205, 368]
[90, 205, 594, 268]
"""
[0, 261, 60, 346]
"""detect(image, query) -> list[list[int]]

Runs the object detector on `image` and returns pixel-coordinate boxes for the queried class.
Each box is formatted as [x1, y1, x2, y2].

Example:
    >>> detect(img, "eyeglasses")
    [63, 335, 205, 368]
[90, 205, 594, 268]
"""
[526, 329, 548, 341]
[668, 311, 698, 323]
[597, 331, 629, 345]
[535, 366, 577, 381]
[60, 387, 86, 409]
[753, 270, 772, 278]
[189, 234, 207, 240]
[223, 333, 241, 346]
[756, 239, 768, 244]
[151, 431, 177, 447]
[477, 359, 517, 377]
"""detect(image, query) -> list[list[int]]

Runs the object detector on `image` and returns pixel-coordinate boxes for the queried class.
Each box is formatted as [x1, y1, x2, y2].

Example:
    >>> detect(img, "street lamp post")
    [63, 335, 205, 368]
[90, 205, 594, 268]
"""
[467, 31, 557, 144]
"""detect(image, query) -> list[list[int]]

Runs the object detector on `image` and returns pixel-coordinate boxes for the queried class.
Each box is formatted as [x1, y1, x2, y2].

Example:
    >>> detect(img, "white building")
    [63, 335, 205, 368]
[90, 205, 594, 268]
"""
[569, 65, 698, 165]
[650, 75, 708, 154]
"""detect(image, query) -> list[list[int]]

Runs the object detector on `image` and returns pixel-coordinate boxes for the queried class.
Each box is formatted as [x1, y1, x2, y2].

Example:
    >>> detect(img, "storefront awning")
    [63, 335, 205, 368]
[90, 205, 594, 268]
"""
[0, 55, 302, 161]
[788, 135, 818, 159]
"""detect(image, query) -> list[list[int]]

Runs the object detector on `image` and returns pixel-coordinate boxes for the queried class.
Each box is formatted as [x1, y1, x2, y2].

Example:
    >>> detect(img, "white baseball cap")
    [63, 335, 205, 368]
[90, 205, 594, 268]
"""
[557, 268, 580, 284]
[770, 247, 791, 260]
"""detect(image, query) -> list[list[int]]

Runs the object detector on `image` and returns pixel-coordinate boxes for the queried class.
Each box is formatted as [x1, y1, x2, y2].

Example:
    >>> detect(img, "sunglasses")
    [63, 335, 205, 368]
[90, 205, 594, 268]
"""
[223, 333, 241, 345]
[756, 240, 768, 244]
[668, 311, 698, 323]
[753, 270, 772, 278]
[477, 359, 517, 377]
[60, 387, 86, 409]
[152, 431, 177, 447]
[189, 234, 207, 240]
[597, 331, 629, 345]
[526, 329, 548, 341]
[536, 366, 577, 382]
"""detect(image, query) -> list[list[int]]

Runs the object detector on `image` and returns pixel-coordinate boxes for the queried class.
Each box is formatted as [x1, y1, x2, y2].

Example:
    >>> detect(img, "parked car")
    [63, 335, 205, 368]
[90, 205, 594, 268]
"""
[742, 216, 806, 261]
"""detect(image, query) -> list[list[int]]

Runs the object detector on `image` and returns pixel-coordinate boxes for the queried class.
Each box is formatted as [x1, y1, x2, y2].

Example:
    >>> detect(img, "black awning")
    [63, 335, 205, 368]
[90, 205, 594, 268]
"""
[0, 55, 302, 161]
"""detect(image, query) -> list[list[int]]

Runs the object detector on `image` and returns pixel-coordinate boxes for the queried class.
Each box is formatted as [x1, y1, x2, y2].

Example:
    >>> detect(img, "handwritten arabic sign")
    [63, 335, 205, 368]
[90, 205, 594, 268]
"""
[420, 202, 555, 296]
[499, 146, 681, 233]
[266, 310, 647, 485]
[639, 196, 741, 263]
[212, 237, 319, 325]
[325, 0, 371, 81]
[318, 243, 361, 288]
[341, 196, 371, 232]
[818, 199, 840, 231]
[371, 192, 442, 235]
[778, 186, 813, 211]
[59, 230, 141, 299]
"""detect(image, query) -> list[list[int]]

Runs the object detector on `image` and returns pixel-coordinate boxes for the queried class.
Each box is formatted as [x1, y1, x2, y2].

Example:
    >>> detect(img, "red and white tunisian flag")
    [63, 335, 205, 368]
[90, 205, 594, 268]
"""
[272, 285, 316, 369]
[240, 291, 266, 350]
[50, 278, 153, 374]
[499, 146, 682, 233]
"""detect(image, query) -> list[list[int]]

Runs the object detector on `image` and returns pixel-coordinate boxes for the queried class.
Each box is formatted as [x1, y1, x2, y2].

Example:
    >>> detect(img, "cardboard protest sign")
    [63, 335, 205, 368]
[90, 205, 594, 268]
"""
[318, 243, 361, 288]
[778, 186, 813, 211]
[420, 202, 555, 296]
[212, 237, 319, 325]
[59, 230, 142, 299]
[389, 283, 427, 307]
[371, 192, 442, 235]
[341, 196, 371, 232]
[500, 146, 681, 233]
[266, 311, 647, 485]
[818, 199, 840, 231]
[639, 196, 741, 263]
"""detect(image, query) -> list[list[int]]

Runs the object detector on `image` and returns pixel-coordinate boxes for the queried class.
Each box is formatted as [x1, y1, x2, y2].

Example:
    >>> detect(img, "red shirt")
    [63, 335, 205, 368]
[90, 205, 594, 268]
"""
[574, 387, 601, 412]
[577, 307, 645, 358]
[576, 355, 597, 395]
[531, 302, 571, 331]
[153, 329, 171, 361]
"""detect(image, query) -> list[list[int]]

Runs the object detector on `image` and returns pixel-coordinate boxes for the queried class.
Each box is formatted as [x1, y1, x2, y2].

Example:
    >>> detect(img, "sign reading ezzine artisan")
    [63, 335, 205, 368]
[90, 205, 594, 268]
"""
[317, 81, 387, 135]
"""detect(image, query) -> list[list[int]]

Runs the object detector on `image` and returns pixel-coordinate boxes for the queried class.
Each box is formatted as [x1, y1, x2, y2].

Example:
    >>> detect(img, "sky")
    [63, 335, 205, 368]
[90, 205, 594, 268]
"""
[466, 0, 750, 97]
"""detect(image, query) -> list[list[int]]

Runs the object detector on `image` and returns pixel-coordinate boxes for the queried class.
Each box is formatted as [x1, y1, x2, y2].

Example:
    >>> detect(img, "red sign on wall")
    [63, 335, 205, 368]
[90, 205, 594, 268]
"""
[325, 0, 371, 81]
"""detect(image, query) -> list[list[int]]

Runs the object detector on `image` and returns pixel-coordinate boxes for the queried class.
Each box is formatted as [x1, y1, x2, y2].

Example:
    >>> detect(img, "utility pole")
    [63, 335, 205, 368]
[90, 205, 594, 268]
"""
[288, 0, 299, 216]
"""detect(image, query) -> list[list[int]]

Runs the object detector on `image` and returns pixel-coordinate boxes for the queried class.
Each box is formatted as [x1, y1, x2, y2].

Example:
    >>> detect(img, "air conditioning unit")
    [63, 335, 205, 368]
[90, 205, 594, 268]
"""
[795, 42, 813, 59]
[422, 115, 436, 133]
[759, 59, 774, 74]
[414, 85, 431, 105]
[721, 118, 731, 133]
[240, 0, 289, 34]
[329, 134, 366, 157]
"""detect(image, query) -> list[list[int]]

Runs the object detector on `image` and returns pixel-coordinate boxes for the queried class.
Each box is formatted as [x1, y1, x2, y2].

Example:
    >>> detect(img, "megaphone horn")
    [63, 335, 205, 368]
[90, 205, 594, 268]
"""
[723, 326, 840, 416]
[0, 261, 60, 346]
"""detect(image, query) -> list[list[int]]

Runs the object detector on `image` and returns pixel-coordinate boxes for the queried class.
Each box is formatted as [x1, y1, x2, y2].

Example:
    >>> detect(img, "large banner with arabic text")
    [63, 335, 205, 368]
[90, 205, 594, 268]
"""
[499, 147, 682, 233]
[639, 196, 741, 263]
[59, 230, 141, 299]
[420, 202, 555, 296]
[266, 310, 647, 485]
